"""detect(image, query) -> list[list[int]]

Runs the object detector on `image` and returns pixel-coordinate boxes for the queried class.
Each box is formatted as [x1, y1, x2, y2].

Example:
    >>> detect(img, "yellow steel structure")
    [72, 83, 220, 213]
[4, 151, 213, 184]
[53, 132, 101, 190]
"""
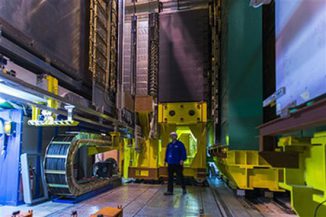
[158, 102, 207, 124]
[121, 138, 133, 179]
[113, 132, 126, 179]
[29, 75, 79, 126]
[278, 132, 326, 217]
[158, 102, 207, 181]
[125, 102, 208, 181]
[88, 132, 121, 156]
[213, 149, 284, 191]
[127, 138, 160, 180]
[126, 103, 160, 179]
[30, 75, 58, 123]
[46, 75, 59, 109]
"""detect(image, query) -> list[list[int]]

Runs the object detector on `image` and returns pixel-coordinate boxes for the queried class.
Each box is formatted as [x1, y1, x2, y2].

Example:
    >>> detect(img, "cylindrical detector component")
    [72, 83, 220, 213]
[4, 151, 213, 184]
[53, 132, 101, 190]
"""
[44, 132, 119, 197]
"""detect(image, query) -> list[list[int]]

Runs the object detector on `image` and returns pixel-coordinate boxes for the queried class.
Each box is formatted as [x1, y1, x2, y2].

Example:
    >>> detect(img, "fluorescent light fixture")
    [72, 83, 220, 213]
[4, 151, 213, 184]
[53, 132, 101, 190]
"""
[0, 83, 47, 103]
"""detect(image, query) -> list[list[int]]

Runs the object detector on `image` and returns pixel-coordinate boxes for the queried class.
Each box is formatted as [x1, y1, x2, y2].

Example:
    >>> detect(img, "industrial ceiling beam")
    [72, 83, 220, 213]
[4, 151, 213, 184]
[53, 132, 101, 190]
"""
[0, 71, 133, 132]
[0, 30, 90, 97]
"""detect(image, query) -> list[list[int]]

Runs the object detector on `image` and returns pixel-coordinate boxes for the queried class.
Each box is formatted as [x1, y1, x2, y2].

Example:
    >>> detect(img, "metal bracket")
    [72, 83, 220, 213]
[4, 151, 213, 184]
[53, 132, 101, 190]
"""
[65, 105, 75, 122]
[263, 87, 286, 107]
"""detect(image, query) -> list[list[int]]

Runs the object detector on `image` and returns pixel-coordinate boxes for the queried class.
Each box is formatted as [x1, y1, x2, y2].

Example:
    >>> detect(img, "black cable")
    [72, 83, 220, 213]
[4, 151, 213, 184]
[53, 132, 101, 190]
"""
[314, 199, 326, 217]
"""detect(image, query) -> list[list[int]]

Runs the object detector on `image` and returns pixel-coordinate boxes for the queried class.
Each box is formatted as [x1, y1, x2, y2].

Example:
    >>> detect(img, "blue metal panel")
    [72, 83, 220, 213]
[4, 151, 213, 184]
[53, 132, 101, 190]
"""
[0, 109, 23, 205]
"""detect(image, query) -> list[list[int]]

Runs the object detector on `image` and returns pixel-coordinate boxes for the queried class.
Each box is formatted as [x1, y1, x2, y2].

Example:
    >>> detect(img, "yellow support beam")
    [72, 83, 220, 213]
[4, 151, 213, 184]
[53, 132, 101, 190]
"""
[46, 75, 58, 109]
[278, 132, 326, 217]
[31, 106, 40, 121]
[29, 75, 80, 127]
[214, 150, 284, 191]
[122, 138, 132, 179]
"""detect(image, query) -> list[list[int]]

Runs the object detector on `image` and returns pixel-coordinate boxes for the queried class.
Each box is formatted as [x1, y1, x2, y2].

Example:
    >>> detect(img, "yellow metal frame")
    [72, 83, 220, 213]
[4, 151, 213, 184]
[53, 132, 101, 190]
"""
[176, 126, 198, 166]
[278, 132, 326, 217]
[158, 102, 207, 180]
[123, 138, 159, 179]
[125, 102, 208, 181]
[124, 109, 160, 179]
[88, 132, 121, 156]
[214, 150, 284, 191]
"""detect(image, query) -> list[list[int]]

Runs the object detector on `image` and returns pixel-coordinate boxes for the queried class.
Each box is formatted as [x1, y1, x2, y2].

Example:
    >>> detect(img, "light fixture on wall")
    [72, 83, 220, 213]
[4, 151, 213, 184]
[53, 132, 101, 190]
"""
[249, 0, 272, 8]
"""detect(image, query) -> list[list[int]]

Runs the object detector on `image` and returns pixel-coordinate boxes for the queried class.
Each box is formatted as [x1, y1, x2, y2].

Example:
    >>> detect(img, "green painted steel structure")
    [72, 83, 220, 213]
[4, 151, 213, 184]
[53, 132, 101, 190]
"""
[220, 0, 263, 150]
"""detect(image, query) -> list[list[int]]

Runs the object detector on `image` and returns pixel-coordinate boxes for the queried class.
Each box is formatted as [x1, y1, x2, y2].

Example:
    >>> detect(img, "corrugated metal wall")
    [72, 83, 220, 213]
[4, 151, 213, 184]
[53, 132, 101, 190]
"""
[122, 19, 133, 94]
[122, 15, 151, 96]
[136, 15, 150, 96]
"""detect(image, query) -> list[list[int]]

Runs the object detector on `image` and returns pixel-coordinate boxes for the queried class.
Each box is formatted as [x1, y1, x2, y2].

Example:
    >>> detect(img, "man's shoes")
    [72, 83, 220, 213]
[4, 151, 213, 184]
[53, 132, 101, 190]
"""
[182, 189, 187, 195]
[164, 191, 173, 196]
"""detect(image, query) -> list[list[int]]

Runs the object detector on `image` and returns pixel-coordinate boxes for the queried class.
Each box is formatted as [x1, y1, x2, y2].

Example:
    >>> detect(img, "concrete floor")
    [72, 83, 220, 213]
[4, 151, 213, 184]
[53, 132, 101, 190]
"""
[0, 180, 297, 217]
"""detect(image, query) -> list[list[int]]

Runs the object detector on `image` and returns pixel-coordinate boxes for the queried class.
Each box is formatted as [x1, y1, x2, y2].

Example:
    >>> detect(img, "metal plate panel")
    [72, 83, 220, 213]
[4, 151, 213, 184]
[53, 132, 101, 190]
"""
[0, 0, 90, 82]
[158, 9, 209, 103]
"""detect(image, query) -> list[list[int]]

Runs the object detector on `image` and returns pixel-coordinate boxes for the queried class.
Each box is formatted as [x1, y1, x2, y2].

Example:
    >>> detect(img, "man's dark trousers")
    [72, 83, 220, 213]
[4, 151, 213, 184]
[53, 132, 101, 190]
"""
[167, 164, 186, 193]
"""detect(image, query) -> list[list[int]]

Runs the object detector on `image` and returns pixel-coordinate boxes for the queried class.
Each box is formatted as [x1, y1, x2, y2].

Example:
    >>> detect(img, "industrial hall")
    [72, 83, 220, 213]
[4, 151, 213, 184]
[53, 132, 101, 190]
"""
[0, 0, 325, 216]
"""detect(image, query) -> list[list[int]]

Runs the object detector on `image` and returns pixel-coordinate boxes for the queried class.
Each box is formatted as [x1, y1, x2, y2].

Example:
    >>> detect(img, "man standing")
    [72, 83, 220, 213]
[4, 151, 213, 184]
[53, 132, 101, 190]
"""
[164, 132, 187, 195]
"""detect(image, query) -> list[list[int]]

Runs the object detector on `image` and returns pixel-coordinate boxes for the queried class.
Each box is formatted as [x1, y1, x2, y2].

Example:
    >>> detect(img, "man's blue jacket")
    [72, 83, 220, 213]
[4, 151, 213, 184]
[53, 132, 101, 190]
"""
[165, 140, 187, 165]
